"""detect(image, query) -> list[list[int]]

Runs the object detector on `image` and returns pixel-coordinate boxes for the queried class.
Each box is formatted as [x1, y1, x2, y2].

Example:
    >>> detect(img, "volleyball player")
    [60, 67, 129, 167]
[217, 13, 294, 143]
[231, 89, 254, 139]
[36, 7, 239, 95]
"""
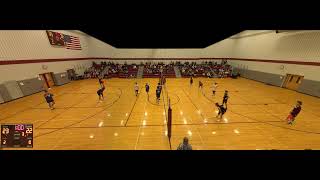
[44, 90, 55, 110]
[97, 85, 105, 101]
[215, 103, 227, 120]
[163, 76, 166, 85]
[212, 82, 218, 96]
[134, 82, 139, 96]
[145, 83, 150, 95]
[98, 77, 104, 89]
[190, 76, 193, 86]
[286, 101, 302, 125]
[222, 90, 229, 105]
[156, 88, 161, 104]
[198, 80, 203, 92]
[157, 83, 162, 92]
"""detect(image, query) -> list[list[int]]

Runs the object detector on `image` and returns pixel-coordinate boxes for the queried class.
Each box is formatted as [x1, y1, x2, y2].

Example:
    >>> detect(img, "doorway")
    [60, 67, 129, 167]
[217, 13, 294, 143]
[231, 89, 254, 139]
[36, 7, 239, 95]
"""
[282, 74, 304, 91]
[39, 72, 55, 90]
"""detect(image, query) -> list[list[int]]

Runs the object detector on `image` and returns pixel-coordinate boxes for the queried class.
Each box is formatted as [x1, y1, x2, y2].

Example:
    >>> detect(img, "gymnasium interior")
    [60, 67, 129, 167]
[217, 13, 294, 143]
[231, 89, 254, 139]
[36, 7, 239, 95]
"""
[0, 30, 320, 150]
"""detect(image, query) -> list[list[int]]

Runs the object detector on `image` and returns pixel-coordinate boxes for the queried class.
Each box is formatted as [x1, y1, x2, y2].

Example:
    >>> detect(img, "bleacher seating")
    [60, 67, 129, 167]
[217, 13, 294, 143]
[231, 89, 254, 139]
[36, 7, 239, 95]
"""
[84, 61, 231, 79]
[143, 62, 176, 78]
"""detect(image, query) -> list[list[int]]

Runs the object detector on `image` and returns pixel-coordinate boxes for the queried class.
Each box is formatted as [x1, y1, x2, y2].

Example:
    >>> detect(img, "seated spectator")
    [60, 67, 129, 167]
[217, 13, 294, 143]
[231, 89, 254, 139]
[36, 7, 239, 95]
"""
[177, 137, 192, 150]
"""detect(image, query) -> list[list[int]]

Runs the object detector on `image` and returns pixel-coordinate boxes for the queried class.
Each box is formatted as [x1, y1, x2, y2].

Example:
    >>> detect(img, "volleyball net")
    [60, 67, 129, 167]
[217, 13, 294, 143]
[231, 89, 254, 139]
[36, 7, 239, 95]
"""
[160, 75, 172, 149]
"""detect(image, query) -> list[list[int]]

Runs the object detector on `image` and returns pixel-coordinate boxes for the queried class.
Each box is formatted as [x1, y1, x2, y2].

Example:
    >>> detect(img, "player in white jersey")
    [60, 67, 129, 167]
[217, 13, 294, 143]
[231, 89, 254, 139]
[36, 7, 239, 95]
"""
[212, 82, 218, 96]
[134, 82, 139, 96]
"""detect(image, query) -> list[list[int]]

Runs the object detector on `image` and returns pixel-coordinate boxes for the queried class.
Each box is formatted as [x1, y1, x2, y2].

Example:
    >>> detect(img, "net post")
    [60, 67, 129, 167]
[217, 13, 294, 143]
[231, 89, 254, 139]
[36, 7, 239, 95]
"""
[167, 98, 172, 150]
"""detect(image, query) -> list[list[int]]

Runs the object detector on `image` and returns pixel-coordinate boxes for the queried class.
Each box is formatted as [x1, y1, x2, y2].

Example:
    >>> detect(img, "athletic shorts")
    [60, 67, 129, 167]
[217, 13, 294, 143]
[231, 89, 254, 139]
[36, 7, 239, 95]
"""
[287, 114, 294, 121]
[46, 99, 54, 103]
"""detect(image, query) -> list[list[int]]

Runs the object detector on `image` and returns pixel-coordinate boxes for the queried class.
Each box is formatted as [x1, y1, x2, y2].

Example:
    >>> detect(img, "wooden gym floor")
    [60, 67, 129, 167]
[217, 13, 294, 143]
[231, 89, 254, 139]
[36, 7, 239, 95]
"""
[1, 77, 320, 150]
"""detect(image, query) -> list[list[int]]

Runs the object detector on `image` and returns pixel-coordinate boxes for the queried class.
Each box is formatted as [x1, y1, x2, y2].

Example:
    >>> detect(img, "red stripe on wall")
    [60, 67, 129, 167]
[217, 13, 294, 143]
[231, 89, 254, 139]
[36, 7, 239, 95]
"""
[0, 57, 102, 65]
[0, 57, 320, 66]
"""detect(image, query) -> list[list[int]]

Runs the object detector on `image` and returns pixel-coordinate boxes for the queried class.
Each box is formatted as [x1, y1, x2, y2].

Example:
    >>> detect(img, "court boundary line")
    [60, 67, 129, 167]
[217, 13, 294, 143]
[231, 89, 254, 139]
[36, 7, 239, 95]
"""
[124, 86, 142, 126]
[181, 88, 206, 147]
[35, 93, 93, 128]
[35, 120, 285, 130]
[200, 86, 320, 135]
[134, 87, 150, 150]
[31, 92, 122, 109]
[232, 92, 320, 135]
[0, 92, 69, 122]
[33, 88, 122, 139]
[147, 92, 180, 107]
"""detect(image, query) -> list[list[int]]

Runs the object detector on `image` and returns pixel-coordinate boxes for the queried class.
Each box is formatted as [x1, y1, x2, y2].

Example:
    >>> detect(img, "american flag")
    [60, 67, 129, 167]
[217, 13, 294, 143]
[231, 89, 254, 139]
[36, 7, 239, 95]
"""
[64, 34, 82, 50]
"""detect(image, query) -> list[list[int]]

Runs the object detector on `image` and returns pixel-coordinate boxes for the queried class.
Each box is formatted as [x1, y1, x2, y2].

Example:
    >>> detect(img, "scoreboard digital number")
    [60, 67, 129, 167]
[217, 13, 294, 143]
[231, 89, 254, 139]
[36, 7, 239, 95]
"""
[1, 124, 33, 148]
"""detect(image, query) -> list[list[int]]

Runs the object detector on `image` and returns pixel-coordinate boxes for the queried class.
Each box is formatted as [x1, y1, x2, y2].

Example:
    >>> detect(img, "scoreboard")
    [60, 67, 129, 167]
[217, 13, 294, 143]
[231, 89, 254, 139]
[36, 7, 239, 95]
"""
[1, 124, 33, 148]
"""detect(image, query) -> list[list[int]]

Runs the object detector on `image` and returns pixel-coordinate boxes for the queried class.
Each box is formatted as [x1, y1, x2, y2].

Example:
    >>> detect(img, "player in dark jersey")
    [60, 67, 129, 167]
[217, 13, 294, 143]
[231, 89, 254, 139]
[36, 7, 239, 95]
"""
[222, 90, 229, 105]
[156, 88, 161, 104]
[198, 80, 203, 88]
[145, 83, 150, 95]
[44, 90, 55, 110]
[97, 85, 105, 101]
[157, 83, 162, 92]
[190, 76, 193, 87]
[145, 83, 150, 93]
[215, 103, 227, 120]
[198, 80, 204, 93]
[286, 101, 302, 125]
[98, 77, 104, 88]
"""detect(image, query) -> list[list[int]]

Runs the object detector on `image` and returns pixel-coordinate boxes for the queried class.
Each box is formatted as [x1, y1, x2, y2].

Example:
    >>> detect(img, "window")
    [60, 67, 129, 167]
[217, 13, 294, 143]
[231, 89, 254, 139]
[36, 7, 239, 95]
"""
[289, 76, 293, 82]
[296, 77, 301, 83]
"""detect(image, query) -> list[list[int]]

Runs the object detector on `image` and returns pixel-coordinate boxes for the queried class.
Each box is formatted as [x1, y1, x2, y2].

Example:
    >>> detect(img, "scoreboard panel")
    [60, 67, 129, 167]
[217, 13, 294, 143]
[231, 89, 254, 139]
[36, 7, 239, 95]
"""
[1, 124, 33, 148]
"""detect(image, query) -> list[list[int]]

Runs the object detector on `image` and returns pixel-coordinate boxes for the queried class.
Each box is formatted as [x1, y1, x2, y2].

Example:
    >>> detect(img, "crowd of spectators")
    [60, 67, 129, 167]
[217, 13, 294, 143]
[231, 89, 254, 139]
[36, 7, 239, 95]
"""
[83, 62, 107, 79]
[106, 62, 138, 78]
[143, 62, 175, 76]
[81, 60, 232, 79]
[178, 61, 232, 78]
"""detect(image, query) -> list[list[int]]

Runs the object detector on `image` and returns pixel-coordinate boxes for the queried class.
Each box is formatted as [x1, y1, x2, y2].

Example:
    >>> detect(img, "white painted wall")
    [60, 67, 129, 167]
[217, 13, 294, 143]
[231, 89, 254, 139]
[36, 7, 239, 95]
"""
[0, 30, 107, 83]
[151, 49, 201, 58]
[229, 30, 320, 61]
[150, 49, 205, 64]
[88, 35, 116, 58]
[112, 49, 202, 58]
[0, 60, 92, 83]
[113, 49, 153, 58]
[205, 30, 320, 81]
[93, 48, 206, 64]
[203, 38, 235, 58]
[2, 30, 319, 83]
[0, 30, 90, 59]
[231, 61, 320, 81]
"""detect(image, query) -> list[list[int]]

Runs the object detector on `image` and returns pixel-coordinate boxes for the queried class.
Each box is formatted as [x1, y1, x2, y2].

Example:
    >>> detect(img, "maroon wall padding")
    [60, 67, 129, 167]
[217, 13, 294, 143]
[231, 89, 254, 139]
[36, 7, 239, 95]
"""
[0, 57, 320, 66]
